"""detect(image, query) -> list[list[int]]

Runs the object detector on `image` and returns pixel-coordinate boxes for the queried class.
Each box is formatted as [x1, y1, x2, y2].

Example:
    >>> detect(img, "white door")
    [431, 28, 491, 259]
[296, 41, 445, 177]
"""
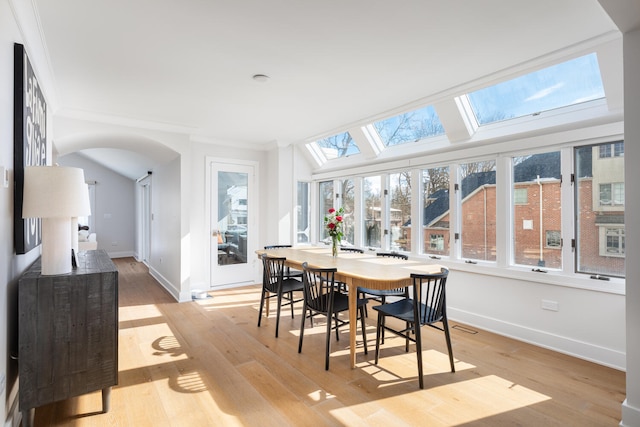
[209, 160, 256, 287]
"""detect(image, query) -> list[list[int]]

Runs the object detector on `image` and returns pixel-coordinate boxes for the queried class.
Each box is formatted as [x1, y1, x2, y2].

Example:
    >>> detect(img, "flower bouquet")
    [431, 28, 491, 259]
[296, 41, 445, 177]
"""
[324, 207, 344, 257]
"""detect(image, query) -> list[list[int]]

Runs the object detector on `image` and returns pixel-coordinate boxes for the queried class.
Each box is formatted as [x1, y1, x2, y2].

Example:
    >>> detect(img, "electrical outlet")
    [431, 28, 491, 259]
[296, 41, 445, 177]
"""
[541, 299, 559, 311]
[0, 372, 6, 395]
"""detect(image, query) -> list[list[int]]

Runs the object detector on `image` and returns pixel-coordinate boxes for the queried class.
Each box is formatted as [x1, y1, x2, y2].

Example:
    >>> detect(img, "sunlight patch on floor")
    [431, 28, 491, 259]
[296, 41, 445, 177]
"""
[119, 303, 165, 322]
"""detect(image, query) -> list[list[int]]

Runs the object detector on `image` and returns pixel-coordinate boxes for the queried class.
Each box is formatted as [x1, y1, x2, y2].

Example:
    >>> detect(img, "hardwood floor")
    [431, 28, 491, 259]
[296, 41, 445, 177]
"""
[33, 258, 625, 426]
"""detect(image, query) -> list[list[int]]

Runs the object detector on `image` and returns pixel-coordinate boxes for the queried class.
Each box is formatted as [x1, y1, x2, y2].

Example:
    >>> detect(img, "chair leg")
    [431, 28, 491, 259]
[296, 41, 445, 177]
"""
[405, 322, 410, 352]
[334, 312, 340, 341]
[275, 292, 283, 338]
[298, 307, 307, 353]
[380, 296, 386, 344]
[257, 289, 266, 327]
[359, 305, 368, 355]
[289, 291, 295, 319]
[374, 313, 384, 364]
[415, 323, 424, 389]
[325, 311, 333, 370]
[443, 317, 455, 372]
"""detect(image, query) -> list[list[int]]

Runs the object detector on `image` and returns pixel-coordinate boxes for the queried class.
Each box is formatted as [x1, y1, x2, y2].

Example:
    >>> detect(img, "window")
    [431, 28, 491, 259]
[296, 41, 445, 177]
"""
[315, 132, 360, 160]
[430, 234, 445, 251]
[599, 141, 624, 158]
[546, 230, 561, 248]
[460, 161, 496, 261]
[373, 105, 445, 147]
[514, 188, 528, 205]
[363, 176, 382, 248]
[512, 151, 562, 269]
[422, 166, 450, 256]
[389, 172, 411, 251]
[599, 183, 624, 206]
[296, 182, 310, 243]
[604, 227, 625, 256]
[576, 141, 625, 277]
[466, 53, 605, 125]
[341, 178, 355, 246]
[319, 181, 334, 241]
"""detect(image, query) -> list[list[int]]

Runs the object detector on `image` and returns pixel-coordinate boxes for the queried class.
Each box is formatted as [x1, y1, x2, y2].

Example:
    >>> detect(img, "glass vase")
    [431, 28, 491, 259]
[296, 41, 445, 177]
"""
[331, 237, 338, 257]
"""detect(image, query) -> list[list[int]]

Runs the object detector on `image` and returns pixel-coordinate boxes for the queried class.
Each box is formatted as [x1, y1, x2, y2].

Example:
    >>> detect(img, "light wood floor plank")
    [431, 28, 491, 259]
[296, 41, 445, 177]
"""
[32, 258, 625, 426]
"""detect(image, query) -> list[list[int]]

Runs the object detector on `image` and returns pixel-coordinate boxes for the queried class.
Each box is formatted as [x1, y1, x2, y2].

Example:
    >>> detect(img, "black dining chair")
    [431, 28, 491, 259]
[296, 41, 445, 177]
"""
[373, 268, 455, 389]
[298, 262, 368, 370]
[258, 253, 304, 338]
[264, 245, 302, 279]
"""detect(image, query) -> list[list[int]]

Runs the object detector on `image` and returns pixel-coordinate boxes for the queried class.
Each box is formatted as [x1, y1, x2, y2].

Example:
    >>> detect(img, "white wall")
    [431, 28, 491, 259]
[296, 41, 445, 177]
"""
[1, 2, 52, 425]
[147, 156, 182, 298]
[447, 270, 625, 369]
[620, 15, 640, 427]
[57, 153, 136, 257]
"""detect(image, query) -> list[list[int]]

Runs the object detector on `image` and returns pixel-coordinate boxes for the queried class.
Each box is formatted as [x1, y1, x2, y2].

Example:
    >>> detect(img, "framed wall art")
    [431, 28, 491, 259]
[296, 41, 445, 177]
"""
[14, 43, 47, 254]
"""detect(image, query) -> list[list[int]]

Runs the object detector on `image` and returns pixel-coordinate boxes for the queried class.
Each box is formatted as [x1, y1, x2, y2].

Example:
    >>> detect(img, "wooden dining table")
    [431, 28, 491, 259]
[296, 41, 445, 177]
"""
[256, 246, 445, 368]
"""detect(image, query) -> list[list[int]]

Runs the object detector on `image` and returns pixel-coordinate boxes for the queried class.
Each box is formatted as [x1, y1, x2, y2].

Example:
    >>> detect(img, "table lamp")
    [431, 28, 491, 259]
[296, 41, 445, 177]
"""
[22, 165, 91, 275]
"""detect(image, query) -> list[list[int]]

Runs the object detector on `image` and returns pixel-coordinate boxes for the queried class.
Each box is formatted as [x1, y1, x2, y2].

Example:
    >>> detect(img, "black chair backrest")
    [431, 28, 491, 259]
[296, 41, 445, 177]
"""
[261, 253, 286, 293]
[264, 245, 292, 249]
[301, 262, 338, 313]
[340, 247, 364, 253]
[411, 268, 449, 325]
[376, 252, 409, 260]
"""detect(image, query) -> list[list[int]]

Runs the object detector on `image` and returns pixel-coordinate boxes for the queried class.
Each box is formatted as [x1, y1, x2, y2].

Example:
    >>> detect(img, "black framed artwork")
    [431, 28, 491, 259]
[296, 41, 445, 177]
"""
[14, 43, 47, 254]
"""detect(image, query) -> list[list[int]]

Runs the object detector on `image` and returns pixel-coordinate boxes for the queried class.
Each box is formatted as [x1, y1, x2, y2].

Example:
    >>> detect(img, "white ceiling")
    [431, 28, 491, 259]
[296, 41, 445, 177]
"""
[32, 0, 619, 177]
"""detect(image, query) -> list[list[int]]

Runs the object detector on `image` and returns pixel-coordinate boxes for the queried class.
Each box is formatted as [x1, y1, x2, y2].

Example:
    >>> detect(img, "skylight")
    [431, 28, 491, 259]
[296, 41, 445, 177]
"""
[373, 105, 445, 147]
[466, 53, 605, 126]
[315, 132, 360, 160]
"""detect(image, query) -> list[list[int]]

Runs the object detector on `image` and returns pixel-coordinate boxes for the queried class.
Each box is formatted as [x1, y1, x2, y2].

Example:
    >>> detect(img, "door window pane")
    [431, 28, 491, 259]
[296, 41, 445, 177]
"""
[512, 151, 562, 269]
[296, 182, 310, 243]
[460, 161, 496, 261]
[319, 181, 333, 241]
[218, 171, 248, 266]
[389, 172, 411, 251]
[363, 176, 382, 248]
[341, 178, 355, 246]
[576, 141, 625, 277]
[422, 167, 450, 255]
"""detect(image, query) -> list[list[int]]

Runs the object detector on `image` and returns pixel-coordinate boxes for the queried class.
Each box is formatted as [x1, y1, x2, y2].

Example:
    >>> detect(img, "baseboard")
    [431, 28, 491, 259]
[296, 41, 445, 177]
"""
[148, 266, 190, 302]
[621, 399, 640, 427]
[107, 250, 135, 258]
[449, 307, 626, 371]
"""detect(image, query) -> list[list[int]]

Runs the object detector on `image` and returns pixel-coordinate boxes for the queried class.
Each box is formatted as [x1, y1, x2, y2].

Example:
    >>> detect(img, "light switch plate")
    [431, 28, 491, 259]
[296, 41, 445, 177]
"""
[0, 166, 8, 188]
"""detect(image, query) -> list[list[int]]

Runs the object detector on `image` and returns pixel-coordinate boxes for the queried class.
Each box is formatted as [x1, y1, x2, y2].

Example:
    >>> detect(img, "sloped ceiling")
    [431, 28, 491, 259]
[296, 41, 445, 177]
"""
[33, 0, 617, 149]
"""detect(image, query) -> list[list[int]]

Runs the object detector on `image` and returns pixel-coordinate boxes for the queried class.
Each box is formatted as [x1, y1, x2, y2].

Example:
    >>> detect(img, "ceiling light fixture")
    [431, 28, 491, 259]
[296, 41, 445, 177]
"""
[252, 74, 270, 83]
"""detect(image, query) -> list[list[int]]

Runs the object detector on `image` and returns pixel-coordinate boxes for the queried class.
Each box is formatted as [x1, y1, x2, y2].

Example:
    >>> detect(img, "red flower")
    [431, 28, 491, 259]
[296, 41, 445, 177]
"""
[336, 216, 342, 222]
[328, 208, 335, 213]
[328, 223, 336, 230]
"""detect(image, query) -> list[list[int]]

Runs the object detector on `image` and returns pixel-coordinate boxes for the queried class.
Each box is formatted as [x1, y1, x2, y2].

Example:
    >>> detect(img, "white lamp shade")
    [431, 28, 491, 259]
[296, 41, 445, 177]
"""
[22, 166, 91, 218]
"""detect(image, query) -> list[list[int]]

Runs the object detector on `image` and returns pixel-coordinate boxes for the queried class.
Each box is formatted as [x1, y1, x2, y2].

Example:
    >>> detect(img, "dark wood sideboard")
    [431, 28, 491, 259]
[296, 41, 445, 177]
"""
[18, 250, 118, 427]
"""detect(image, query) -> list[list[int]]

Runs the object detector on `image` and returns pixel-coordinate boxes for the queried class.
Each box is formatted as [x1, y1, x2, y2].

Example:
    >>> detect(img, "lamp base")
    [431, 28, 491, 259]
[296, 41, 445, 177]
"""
[41, 217, 72, 275]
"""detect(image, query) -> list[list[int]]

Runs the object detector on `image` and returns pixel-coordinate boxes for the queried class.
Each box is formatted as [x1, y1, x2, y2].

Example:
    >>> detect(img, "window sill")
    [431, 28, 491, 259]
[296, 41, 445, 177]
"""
[420, 256, 625, 295]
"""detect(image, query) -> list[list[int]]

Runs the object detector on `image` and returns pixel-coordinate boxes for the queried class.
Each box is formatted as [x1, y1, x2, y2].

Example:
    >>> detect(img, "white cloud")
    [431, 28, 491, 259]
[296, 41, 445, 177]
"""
[525, 82, 565, 102]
